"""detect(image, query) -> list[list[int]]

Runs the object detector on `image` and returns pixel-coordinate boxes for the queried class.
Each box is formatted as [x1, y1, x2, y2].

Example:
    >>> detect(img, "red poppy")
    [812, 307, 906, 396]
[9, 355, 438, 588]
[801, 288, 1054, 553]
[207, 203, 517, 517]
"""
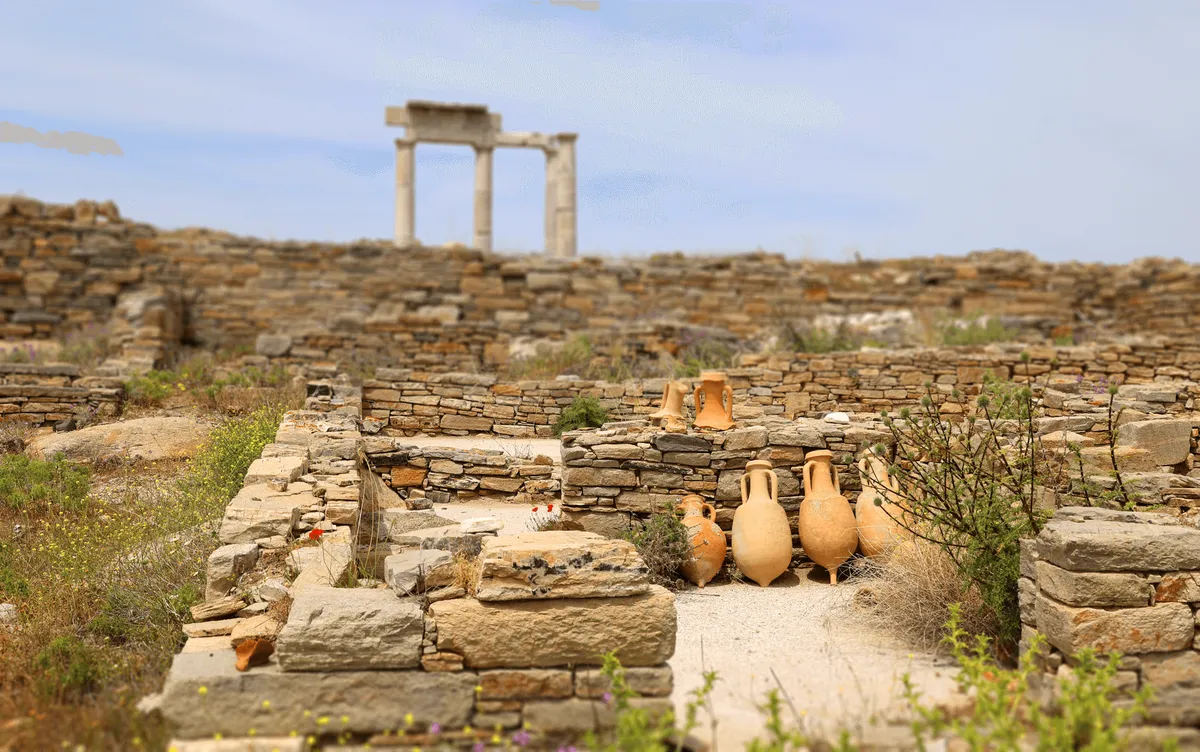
[307, 528, 324, 540]
[532, 506, 539, 513]
[547, 504, 554, 512]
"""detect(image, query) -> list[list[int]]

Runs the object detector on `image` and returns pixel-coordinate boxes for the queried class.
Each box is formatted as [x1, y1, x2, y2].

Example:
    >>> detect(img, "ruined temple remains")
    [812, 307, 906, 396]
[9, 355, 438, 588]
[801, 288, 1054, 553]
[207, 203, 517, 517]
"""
[386, 100, 578, 256]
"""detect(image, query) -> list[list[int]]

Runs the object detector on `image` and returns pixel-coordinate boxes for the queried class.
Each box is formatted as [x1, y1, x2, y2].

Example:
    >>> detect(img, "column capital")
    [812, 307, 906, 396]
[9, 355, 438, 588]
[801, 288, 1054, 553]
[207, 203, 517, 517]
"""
[394, 137, 417, 147]
[554, 132, 579, 143]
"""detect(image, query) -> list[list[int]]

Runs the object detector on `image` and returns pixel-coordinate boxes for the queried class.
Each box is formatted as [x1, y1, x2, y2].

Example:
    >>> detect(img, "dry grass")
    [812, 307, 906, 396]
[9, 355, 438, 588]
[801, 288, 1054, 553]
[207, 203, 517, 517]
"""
[853, 540, 999, 653]
[451, 552, 480, 596]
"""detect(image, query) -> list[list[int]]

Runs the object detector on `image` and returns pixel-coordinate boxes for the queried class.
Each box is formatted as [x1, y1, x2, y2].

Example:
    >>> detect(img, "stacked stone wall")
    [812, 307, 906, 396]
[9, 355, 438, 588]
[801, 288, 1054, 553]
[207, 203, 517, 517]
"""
[4, 196, 1200, 377]
[0, 363, 122, 427]
[361, 345, 1200, 438]
[1021, 507, 1200, 739]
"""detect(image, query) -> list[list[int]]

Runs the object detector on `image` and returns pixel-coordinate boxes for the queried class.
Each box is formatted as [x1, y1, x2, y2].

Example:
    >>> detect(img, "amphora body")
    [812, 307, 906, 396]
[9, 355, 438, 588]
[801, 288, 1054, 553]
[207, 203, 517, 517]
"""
[649, 381, 688, 425]
[798, 450, 859, 584]
[731, 459, 793, 587]
[677, 495, 726, 588]
[693, 371, 735, 430]
[855, 454, 909, 559]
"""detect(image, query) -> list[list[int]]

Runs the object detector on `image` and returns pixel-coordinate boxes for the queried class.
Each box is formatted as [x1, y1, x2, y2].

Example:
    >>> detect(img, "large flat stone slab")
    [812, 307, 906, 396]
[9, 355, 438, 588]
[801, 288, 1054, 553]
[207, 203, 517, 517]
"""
[157, 650, 475, 738]
[1034, 594, 1194, 655]
[218, 484, 319, 544]
[1034, 561, 1149, 608]
[1036, 512, 1200, 572]
[475, 531, 650, 601]
[1115, 419, 1192, 466]
[276, 586, 423, 671]
[244, 455, 308, 485]
[430, 586, 676, 669]
[26, 416, 211, 464]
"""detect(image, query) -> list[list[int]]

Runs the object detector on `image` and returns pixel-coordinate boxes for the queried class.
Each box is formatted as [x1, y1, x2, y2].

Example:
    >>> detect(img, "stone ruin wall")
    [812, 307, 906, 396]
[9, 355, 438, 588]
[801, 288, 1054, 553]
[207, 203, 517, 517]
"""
[3, 195, 1200, 380]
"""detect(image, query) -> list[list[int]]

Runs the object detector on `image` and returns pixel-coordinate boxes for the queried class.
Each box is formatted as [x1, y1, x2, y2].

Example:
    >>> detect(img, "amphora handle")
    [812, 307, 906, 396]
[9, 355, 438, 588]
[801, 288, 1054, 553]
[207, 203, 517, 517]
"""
[722, 384, 734, 420]
[703, 503, 717, 521]
[693, 383, 704, 414]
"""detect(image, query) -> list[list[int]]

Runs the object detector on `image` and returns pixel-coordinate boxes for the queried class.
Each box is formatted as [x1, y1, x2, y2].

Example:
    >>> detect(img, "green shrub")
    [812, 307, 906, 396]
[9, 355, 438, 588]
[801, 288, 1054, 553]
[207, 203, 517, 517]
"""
[34, 636, 105, 700]
[784, 320, 866, 353]
[123, 370, 179, 406]
[877, 358, 1068, 651]
[938, 315, 1019, 346]
[0, 540, 29, 599]
[904, 605, 1154, 750]
[552, 395, 610, 436]
[508, 335, 595, 381]
[670, 332, 739, 378]
[178, 403, 289, 507]
[625, 512, 691, 589]
[0, 453, 90, 512]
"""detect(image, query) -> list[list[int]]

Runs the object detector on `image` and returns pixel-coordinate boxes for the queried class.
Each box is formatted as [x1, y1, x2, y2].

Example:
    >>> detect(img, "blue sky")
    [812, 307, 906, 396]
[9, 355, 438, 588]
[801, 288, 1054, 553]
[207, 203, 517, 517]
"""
[1, 1, 1198, 262]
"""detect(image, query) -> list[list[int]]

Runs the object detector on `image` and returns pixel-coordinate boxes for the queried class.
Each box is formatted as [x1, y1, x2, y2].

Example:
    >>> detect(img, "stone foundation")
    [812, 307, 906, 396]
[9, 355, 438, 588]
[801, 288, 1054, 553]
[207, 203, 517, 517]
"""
[0, 363, 122, 427]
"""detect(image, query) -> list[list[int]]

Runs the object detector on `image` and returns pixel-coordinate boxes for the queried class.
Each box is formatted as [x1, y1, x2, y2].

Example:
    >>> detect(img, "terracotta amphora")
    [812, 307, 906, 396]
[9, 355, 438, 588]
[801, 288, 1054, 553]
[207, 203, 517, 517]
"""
[798, 449, 859, 585]
[693, 371, 735, 430]
[649, 380, 688, 425]
[731, 459, 793, 587]
[855, 453, 909, 559]
[677, 495, 726, 588]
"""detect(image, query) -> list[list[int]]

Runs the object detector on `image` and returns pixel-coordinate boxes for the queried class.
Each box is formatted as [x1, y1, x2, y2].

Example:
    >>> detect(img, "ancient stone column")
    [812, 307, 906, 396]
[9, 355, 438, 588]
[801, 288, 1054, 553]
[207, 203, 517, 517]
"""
[394, 138, 416, 247]
[553, 133, 578, 257]
[544, 147, 559, 255]
[473, 146, 494, 252]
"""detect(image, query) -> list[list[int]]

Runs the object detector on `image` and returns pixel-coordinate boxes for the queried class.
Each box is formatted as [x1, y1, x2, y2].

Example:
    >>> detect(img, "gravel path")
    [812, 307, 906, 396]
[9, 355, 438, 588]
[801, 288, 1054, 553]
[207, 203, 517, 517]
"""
[669, 569, 960, 749]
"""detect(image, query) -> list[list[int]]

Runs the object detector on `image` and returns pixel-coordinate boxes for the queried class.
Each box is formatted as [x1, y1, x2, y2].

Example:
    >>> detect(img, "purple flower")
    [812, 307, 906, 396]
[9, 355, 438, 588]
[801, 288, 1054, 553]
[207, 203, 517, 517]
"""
[602, 691, 613, 704]
[473, 744, 485, 752]
[512, 730, 532, 746]
[430, 722, 441, 734]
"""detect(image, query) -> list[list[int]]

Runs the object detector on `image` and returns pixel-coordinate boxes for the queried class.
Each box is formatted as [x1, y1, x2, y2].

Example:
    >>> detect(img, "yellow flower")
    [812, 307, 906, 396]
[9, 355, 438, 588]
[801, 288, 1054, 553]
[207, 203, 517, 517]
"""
[303, 710, 312, 719]
[307, 736, 316, 746]
[463, 725, 472, 734]
[197, 686, 208, 696]
[405, 712, 414, 726]
[261, 700, 271, 709]
[341, 715, 350, 724]
[474, 684, 483, 693]
[492, 734, 502, 744]
[213, 733, 223, 741]
[317, 716, 330, 726]
[248, 729, 256, 737]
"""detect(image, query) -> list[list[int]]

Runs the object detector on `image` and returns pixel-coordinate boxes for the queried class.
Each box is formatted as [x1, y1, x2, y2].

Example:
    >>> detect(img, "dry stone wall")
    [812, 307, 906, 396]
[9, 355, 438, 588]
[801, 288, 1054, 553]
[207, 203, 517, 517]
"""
[3, 196, 1200, 378]
[361, 345, 1200, 438]
[1021, 507, 1200, 737]
[0, 363, 122, 427]
[150, 393, 675, 748]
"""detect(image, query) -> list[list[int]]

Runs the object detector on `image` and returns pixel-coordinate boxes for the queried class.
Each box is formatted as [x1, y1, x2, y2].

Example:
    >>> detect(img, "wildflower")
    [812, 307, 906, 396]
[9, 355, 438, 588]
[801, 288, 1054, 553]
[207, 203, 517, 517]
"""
[492, 734, 502, 744]
[405, 713, 414, 727]
[474, 684, 483, 694]
[602, 691, 613, 704]
[306, 736, 316, 746]
[547, 503, 554, 512]
[197, 686, 208, 696]
[308, 528, 324, 541]
[317, 716, 330, 726]
[303, 710, 312, 718]
[463, 725, 473, 734]
[261, 700, 271, 709]
[512, 730, 532, 746]
[247, 729, 256, 737]
[532, 506, 539, 512]
[429, 723, 441, 734]
[213, 734, 223, 741]
[341, 715, 350, 724]
[475, 744, 487, 752]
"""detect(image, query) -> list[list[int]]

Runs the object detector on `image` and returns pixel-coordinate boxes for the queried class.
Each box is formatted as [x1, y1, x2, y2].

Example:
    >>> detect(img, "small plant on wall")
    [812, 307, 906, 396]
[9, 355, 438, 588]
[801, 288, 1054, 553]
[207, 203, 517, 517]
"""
[553, 395, 610, 436]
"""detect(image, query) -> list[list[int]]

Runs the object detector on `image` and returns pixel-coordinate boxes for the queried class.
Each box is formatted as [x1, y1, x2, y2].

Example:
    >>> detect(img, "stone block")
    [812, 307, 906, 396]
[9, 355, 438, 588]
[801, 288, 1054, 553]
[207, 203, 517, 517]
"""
[275, 586, 424, 671]
[478, 669, 574, 699]
[166, 738, 306, 752]
[157, 649, 475, 738]
[1154, 572, 1200, 603]
[722, 426, 769, 451]
[324, 500, 360, 525]
[1036, 511, 1200, 572]
[205, 543, 260, 601]
[652, 434, 711, 453]
[218, 484, 317, 544]
[430, 587, 676, 668]
[244, 456, 307, 486]
[475, 532, 650, 601]
[384, 549, 456, 594]
[563, 509, 633, 538]
[255, 333, 292, 357]
[562, 467, 639, 488]
[229, 614, 283, 647]
[290, 534, 354, 590]
[1116, 419, 1192, 466]
[523, 697, 672, 735]
[1034, 561, 1149, 608]
[575, 665, 673, 698]
[1034, 594, 1193, 655]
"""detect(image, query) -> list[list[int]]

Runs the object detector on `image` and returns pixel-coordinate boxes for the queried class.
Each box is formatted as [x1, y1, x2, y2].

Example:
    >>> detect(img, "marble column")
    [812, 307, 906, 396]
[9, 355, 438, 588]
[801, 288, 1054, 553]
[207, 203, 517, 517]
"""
[553, 133, 578, 257]
[394, 138, 415, 247]
[473, 145, 494, 252]
[544, 147, 559, 255]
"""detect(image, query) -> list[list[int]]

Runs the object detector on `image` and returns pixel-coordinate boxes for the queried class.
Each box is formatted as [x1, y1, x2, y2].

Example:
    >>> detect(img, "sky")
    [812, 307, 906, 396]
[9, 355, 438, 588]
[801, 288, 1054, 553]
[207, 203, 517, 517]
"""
[1, 1, 1199, 262]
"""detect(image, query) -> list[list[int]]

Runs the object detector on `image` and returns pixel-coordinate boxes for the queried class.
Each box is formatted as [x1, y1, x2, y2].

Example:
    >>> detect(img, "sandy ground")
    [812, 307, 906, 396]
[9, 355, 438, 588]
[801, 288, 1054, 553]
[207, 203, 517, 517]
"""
[389, 435, 563, 461]
[425, 502, 547, 533]
[669, 569, 961, 749]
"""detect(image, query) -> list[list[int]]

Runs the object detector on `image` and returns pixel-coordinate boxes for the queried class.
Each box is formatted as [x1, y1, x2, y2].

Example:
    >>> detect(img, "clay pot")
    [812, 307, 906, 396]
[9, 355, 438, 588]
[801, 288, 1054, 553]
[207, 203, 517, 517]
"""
[235, 638, 275, 671]
[693, 371, 735, 430]
[677, 495, 726, 588]
[798, 449, 858, 585]
[731, 459, 793, 587]
[649, 380, 688, 425]
[855, 453, 909, 559]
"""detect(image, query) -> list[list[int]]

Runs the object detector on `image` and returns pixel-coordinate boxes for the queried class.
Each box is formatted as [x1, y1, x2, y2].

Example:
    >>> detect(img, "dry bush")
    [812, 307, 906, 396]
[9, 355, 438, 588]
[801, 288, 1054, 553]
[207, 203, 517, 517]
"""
[853, 540, 999, 653]
[452, 552, 480, 596]
[626, 513, 690, 590]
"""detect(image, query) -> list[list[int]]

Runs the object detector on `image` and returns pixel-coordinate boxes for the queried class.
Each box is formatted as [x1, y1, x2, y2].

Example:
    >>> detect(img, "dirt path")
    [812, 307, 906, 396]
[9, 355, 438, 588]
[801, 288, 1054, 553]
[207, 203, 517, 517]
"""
[669, 570, 960, 749]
